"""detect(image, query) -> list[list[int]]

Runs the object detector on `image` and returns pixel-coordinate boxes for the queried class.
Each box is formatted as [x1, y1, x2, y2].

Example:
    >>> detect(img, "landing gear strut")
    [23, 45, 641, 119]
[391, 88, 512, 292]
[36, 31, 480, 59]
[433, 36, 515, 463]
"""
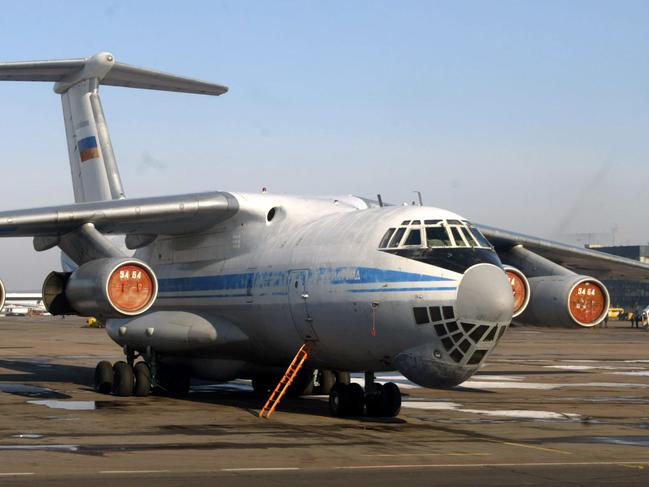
[328, 372, 401, 418]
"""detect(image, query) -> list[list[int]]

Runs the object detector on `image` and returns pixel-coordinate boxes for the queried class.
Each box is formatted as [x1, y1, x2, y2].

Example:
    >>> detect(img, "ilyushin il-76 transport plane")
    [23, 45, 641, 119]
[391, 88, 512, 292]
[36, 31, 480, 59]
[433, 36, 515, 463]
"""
[1, 52, 648, 418]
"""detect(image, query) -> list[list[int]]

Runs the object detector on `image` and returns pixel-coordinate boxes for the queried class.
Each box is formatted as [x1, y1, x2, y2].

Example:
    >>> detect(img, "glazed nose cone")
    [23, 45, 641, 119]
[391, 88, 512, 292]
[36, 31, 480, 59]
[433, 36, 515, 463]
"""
[456, 264, 514, 324]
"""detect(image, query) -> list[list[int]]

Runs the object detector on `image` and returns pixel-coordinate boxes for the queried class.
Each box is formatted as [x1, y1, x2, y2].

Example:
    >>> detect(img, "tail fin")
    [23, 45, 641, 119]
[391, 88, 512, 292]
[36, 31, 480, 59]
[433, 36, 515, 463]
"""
[0, 52, 228, 202]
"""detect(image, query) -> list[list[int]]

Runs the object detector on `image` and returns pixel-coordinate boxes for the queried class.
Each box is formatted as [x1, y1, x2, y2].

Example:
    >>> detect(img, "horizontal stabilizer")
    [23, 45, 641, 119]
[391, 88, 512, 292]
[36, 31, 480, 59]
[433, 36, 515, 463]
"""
[0, 52, 228, 96]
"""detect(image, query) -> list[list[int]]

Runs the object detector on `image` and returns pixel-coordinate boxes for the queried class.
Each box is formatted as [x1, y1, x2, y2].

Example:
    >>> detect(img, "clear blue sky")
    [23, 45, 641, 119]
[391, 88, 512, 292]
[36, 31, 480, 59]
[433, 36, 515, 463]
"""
[0, 0, 648, 289]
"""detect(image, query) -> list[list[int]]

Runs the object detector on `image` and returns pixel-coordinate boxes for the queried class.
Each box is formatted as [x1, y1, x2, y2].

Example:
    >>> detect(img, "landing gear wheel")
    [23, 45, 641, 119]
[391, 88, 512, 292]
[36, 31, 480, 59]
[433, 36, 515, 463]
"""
[317, 370, 336, 395]
[288, 368, 314, 397]
[133, 362, 152, 397]
[347, 383, 365, 416]
[380, 382, 401, 417]
[94, 361, 113, 394]
[329, 383, 349, 417]
[112, 361, 134, 396]
[365, 383, 384, 417]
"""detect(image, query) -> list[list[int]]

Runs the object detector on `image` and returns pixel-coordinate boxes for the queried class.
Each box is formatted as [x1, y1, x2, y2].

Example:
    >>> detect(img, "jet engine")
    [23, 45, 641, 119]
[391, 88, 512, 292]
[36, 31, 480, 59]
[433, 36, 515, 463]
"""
[503, 266, 530, 318]
[0, 278, 5, 311]
[515, 274, 609, 328]
[43, 258, 158, 318]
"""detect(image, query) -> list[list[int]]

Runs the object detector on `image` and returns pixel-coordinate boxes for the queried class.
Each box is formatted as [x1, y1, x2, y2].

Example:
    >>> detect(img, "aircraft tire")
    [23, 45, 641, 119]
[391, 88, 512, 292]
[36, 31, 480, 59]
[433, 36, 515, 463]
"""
[94, 361, 113, 394]
[287, 368, 314, 397]
[329, 383, 349, 417]
[347, 383, 365, 416]
[380, 382, 401, 417]
[317, 370, 336, 395]
[365, 383, 384, 417]
[112, 361, 134, 397]
[133, 362, 152, 397]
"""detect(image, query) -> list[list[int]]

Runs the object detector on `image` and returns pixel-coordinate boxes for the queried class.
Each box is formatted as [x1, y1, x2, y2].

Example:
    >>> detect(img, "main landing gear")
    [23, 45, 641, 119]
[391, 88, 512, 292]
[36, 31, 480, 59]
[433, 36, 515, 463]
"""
[329, 372, 401, 418]
[93, 347, 191, 397]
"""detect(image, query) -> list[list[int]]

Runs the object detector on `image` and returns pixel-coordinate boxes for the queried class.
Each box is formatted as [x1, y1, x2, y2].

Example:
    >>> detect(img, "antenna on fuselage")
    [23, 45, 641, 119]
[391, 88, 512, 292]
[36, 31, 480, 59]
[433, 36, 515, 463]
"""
[414, 191, 423, 206]
[377, 194, 384, 207]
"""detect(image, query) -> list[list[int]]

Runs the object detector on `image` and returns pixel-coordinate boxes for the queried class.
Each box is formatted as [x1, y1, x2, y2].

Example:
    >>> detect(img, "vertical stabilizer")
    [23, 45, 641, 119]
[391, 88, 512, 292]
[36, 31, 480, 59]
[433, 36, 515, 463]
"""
[0, 52, 228, 202]
[56, 52, 124, 202]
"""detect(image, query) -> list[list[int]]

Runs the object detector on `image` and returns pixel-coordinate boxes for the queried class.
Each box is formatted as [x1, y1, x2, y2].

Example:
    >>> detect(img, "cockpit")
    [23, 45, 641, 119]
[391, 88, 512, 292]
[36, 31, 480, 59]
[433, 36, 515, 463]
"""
[378, 219, 501, 274]
[379, 219, 492, 250]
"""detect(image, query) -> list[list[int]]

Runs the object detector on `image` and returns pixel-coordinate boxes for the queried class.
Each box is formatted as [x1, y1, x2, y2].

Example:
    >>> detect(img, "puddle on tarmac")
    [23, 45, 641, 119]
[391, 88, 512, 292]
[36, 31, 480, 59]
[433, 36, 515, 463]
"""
[402, 398, 583, 421]
[556, 396, 649, 403]
[28, 400, 129, 411]
[0, 444, 79, 452]
[0, 383, 69, 399]
[561, 436, 649, 447]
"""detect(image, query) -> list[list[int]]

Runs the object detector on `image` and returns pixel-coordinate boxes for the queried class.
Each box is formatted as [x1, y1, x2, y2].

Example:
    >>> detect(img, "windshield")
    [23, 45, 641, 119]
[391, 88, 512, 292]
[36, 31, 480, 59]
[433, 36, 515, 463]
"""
[379, 220, 492, 250]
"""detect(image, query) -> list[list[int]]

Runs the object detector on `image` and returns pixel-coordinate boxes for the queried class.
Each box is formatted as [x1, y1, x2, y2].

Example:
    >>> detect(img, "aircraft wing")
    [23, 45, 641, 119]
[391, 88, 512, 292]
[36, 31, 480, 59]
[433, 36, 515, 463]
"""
[477, 224, 649, 280]
[0, 191, 238, 239]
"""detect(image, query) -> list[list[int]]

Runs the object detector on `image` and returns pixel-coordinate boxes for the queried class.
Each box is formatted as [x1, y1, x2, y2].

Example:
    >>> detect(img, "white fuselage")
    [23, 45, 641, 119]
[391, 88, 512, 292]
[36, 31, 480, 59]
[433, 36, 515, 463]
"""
[108, 193, 514, 388]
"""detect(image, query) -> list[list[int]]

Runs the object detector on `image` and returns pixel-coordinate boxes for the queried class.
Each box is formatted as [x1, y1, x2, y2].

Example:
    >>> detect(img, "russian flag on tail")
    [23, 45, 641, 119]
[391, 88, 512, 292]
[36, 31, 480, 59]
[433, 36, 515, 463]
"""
[78, 136, 99, 162]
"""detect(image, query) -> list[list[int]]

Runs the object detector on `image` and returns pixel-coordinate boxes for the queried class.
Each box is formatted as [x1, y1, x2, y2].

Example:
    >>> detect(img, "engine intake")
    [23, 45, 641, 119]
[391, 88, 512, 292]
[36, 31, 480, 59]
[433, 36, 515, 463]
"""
[503, 266, 530, 318]
[0, 278, 5, 311]
[515, 274, 609, 328]
[43, 258, 157, 318]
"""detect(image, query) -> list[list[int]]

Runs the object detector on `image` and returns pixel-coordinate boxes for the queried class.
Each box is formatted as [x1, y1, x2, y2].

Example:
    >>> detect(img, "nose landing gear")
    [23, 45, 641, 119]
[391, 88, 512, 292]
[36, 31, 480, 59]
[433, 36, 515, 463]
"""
[328, 372, 401, 418]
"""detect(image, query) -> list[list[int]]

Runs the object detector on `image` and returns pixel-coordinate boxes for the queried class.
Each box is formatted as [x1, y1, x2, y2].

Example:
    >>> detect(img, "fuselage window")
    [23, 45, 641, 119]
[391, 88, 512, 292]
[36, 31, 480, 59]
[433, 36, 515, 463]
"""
[379, 228, 396, 248]
[403, 228, 422, 246]
[401, 220, 411, 225]
[388, 227, 407, 247]
[450, 226, 469, 247]
[424, 219, 441, 225]
[426, 226, 452, 247]
[411, 220, 421, 225]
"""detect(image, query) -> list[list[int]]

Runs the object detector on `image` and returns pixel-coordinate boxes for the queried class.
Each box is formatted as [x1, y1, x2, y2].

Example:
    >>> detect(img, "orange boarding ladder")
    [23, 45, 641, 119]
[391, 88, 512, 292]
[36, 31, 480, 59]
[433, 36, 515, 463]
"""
[259, 342, 314, 418]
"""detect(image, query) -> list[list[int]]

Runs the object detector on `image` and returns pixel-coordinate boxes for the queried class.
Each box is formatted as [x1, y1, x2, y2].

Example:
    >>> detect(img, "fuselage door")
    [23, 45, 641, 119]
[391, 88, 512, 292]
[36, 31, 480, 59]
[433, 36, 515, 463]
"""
[288, 269, 318, 341]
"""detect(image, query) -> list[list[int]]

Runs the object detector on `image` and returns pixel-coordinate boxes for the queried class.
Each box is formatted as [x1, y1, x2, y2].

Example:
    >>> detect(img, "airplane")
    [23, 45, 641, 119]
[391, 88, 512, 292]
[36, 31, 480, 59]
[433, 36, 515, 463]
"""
[0, 52, 648, 417]
[0, 282, 45, 316]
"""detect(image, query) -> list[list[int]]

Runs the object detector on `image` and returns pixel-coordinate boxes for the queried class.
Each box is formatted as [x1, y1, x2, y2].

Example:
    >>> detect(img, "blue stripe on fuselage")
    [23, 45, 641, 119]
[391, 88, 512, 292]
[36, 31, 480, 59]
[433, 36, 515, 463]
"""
[157, 267, 456, 295]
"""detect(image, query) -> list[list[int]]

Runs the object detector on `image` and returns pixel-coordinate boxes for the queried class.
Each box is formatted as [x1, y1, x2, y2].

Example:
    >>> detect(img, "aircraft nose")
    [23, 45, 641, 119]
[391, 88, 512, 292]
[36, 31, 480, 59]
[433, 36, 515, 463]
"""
[456, 263, 514, 324]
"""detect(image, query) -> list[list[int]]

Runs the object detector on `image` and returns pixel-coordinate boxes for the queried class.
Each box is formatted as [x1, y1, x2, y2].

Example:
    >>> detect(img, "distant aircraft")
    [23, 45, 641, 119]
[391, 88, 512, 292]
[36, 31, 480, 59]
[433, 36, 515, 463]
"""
[0, 52, 648, 417]
[0, 282, 44, 315]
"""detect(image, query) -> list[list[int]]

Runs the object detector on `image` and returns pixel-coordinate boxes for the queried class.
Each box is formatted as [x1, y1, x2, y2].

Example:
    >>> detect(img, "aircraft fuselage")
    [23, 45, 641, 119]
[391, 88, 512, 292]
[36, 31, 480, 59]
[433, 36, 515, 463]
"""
[107, 193, 514, 388]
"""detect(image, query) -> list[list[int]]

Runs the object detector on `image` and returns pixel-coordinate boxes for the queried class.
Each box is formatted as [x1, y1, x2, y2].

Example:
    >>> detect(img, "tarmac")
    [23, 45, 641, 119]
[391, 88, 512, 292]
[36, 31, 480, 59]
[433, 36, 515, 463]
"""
[1, 316, 649, 486]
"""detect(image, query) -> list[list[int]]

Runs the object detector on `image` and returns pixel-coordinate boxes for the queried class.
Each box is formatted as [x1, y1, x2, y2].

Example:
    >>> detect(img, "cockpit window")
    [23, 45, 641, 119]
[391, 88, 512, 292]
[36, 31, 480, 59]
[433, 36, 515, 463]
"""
[467, 225, 492, 248]
[403, 228, 422, 246]
[379, 228, 396, 248]
[449, 226, 469, 247]
[426, 226, 452, 247]
[379, 219, 492, 250]
[388, 227, 407, 248]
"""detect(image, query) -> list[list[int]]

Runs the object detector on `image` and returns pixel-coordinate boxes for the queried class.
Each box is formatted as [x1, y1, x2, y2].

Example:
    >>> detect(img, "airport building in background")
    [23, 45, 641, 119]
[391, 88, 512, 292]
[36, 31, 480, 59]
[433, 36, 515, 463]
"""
[591, 245, 649, 312]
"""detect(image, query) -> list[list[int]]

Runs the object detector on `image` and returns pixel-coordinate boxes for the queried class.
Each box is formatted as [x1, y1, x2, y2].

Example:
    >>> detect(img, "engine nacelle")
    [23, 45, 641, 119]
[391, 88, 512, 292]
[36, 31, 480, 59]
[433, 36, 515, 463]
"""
[515, 274, 609, 328]
[503, 266, 530, 318]
[43, 258, 158, 318]
[0, 278, 5, 311]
